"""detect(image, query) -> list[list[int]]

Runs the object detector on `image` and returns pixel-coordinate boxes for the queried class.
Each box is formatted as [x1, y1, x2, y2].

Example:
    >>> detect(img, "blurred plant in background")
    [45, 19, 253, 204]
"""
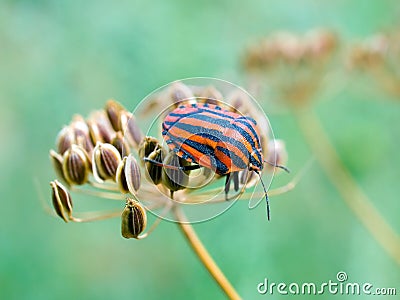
[348, 32, 400, 98]
[243, 28, 400, 267]
[243, 29, 338, 106]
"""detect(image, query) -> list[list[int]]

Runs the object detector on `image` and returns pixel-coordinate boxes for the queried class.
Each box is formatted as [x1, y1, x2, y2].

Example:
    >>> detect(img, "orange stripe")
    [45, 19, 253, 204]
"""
[166, 126, 218, 149]
[167, 125, 252, 172]
[178, 116, 227, 133]
[215, 149, 241, 172]
[180, 143, 213, 169]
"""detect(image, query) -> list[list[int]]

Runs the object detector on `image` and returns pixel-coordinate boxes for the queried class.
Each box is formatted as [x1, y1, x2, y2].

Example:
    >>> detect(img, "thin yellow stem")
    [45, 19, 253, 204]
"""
[370, 66, 400, 97]
[294, 109, 400, 265]
[71, 186, 126, 200]
[173, 206, 241, 300]
[70, 209, 122, 223]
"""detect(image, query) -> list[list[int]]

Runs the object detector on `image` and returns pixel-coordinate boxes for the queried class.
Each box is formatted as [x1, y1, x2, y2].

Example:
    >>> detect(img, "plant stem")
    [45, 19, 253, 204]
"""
[294, 109, 400, 265]
[173, 206, 241, 300]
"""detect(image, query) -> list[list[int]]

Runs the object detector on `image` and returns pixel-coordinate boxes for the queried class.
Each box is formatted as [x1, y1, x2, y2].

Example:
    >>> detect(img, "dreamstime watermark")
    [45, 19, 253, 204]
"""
[257, 271, 397, 296]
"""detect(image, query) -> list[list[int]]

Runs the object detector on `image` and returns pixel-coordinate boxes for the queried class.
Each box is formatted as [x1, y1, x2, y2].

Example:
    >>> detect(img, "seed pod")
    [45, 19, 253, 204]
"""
[121, 198, 147, 239]
[70, 114, 94, 155]
[226, 89, 251, 112]
[111, 131, 130, 157]
[125, 155, 141, 193]
[105, 99, 127, 132]
[56, 126, 75, 155]
[62, 145, 91, 185]
[92, 142, 122, 182]
[168, 81, 195, 105]
[138, 136, 160, 164]
[161, 151, 191, 192]
[116, 157, 129, 193]
[119, 111, 143, 147]
[116, 154, 141, 194]
[50, 180, 73, 222]
[49, 149, 69, 185]
[87, 111, 115, 144]
[198, 86, 223, 105]
[145, 146, 165, 185]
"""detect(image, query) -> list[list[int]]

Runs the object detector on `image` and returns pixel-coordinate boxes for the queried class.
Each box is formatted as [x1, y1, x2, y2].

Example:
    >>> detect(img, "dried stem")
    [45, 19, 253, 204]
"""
[294, 109, 400, 265]
[173, 206, 241, 300]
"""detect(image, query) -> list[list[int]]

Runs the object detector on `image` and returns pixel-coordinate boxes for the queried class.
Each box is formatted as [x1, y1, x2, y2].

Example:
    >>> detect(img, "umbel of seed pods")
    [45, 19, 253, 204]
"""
[49, 98, 218, 238]
[49, 84, 289, 238]
[49, 100, 147, 238]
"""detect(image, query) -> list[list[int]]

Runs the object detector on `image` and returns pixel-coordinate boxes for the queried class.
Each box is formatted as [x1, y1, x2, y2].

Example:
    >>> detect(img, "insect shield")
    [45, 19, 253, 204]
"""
[127, 78, 278, 223]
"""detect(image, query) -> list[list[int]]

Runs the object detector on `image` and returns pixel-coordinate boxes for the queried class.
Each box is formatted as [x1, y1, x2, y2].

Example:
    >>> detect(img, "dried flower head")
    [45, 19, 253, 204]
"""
[243, 29, 338, 106]
[348, 34, 388, 70]
[347, 32, 400, 98]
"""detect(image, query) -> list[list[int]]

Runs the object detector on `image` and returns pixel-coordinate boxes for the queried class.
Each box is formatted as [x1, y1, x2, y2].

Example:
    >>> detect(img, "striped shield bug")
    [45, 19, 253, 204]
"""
[144, 101, 289, 220]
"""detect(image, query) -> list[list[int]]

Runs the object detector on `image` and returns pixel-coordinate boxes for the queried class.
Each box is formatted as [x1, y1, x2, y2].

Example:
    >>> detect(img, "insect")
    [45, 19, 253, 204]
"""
[145, 102, 288, 220]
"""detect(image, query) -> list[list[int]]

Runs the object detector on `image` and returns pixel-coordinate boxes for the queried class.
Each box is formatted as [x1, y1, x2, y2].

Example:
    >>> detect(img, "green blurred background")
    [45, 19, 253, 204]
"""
[1, 0, 399, 299]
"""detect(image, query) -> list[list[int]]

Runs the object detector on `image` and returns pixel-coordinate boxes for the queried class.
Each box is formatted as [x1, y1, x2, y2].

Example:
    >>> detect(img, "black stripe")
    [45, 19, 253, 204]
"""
[235, 118, 261, 148]
[216, 145, 247, 170]
[167, 113, 258, 152]
[199, 114, 259, 150]
[166, 132, 195, 160]
[166, 131, 229, 174]
[165, 119, 252, 160]
[164, 134, 197, 161]
[178, 146, 196, 161]
[164, 107, 262, 159]
[250, 150, 263, 170]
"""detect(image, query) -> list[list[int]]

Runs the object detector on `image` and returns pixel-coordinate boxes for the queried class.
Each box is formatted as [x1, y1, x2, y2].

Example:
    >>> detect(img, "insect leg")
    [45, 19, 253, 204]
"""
[224, 172, 240, 200]
[144, 157, 201, 171]
[224, 174, 232, 200]
[233, 171, 239, 192]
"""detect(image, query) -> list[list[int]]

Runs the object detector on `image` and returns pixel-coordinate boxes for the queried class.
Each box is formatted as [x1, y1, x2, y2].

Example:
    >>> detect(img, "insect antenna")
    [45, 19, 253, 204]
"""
[254, 170, 270, 221]
[264, 160, 290, 173]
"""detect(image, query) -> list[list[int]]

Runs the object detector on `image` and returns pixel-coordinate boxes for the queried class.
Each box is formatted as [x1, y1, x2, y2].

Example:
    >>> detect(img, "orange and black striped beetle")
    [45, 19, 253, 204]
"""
[144, 102, 289, 220]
